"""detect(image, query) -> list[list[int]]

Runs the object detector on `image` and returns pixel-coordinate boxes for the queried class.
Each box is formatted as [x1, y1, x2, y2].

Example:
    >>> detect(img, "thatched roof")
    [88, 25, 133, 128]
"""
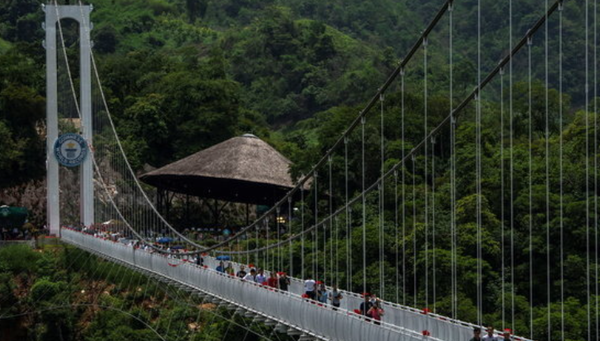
[140, 134, 301, 205]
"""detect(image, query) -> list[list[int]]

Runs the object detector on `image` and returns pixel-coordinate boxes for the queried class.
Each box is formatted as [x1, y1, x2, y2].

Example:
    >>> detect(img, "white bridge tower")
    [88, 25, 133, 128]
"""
[44, 4, 94, 236]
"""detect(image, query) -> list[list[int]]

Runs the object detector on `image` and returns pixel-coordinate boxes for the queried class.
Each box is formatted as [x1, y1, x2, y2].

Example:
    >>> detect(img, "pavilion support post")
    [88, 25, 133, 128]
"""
[209, 199, 231, 225]
[210, 199, 218, 225]
[246, 203, 249, 226]
[165, 190, 171, 222]
[156, 188, 161, 214]
[185, 194, 190, 228]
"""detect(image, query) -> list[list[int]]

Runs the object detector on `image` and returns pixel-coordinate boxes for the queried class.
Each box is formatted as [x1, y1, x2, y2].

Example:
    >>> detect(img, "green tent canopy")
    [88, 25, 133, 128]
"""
[0, 205, 28, 229]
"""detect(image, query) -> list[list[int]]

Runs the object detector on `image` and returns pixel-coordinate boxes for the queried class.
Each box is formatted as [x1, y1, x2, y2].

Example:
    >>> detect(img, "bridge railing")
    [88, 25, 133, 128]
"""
[199, 254, 508, 341]
[62, 228, 440, 341]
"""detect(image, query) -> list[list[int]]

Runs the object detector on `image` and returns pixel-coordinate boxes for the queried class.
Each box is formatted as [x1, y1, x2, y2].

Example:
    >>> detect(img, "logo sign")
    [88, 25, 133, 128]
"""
[54, 133, 88, 167]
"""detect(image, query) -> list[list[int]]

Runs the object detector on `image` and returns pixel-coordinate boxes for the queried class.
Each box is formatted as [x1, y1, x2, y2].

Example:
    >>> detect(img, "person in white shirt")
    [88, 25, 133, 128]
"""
[482, 326, 499, 341]
[243, 268, 257, 282]
[304, 277, 316, 300]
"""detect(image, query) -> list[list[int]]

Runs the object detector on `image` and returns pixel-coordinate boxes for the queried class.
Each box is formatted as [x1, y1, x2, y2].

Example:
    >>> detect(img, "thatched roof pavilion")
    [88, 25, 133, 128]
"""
[140, 134, 300, 206]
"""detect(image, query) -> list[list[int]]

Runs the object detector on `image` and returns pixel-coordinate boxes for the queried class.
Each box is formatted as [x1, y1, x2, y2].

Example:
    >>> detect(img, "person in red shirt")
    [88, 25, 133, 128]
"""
[367, 299, 384, 325]
[267, 272, 278, 288]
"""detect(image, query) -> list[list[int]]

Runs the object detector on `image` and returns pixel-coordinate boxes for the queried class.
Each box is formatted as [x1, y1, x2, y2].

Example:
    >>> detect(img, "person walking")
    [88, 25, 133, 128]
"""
[225, 263, 234, 276]
[304, 276, 316, 300]
[278, 272, 290, 291]
[267, 272, 278, 288]
[243, 268, 257, 282]
[328, 284, 343, 310]
[236, 265, 247, 278]
[482, 326, 499, 341]
[317, 281, 328, 303]
[469, 327, 482, 341]
[359, 293, 373, 317]
[367, 299, 384, 325]
[255, 269, 267, 284]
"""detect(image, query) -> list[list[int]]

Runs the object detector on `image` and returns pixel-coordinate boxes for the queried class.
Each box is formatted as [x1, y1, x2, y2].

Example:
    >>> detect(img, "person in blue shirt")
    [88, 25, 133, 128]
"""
[317, 282, 328, 303]
[216, 261, 225, 273]
[359, 294, 373, 316]
[328, 284, 343, 310]
[255, 269, 267, 284]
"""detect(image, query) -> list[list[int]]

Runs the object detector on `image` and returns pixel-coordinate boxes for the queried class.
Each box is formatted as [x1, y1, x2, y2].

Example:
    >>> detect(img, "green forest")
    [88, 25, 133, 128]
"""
[0, 0, 599, 340]
[0, 243, 271, 341]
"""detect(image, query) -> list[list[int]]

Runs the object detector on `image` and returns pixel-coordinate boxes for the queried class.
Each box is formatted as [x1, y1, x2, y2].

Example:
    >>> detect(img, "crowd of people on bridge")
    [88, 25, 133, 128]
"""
[66, 225, 517, 340]
[210, 259, 352, 313]
[302, 276, 344, 310]
[469, 326, 513, 341]
[211, 261, 386, 323]
[211, 258, 512, 339]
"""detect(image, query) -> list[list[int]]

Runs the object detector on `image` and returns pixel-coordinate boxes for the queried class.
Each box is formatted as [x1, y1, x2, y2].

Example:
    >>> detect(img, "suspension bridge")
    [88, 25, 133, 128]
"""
[37, 0, 599, 340]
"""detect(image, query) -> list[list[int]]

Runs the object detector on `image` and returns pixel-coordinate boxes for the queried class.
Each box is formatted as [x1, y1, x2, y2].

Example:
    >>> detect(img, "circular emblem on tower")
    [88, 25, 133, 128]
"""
[54, 133, 88, 167]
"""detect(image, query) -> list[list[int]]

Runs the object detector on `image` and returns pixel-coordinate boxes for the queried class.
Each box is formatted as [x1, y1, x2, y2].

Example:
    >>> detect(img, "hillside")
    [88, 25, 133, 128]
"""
[0, 0, 592, 180]
[0, 244, 250, 341]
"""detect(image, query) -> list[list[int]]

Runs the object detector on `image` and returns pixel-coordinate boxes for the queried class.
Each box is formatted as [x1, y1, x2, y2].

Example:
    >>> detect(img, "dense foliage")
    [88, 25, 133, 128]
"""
[0, 0, 592, 179]
[1, 0, 599, 340]
[272, 95, 599, 341]
[0, 244, 273, 341]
